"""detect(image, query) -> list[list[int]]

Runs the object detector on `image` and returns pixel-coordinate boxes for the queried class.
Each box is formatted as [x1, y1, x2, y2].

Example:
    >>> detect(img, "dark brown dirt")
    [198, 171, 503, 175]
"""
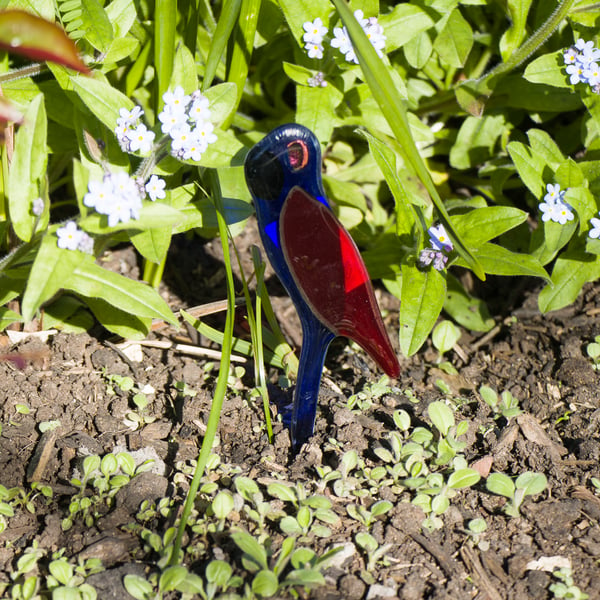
[1, 223, 600, 599]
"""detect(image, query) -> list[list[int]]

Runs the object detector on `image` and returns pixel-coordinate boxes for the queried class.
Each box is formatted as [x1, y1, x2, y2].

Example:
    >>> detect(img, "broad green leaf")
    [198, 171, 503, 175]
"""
[448, 468, 480, 489]
[205, 82, 238, 126]
[130, 227, 172, 264]
[169, 42, 197, 93]
[199, 129, 246, 167]
[70, 74, 134, 131]
[531, 218, 577, 266]
[556, 158, 584, 189]
[432, 320, 460, 354]
[85, 298, 151, 339]
[507, 141, 546, 198]
[0, 9, 89, 72]
[515, 472, 547, 496]
[527, 129, 565, 167]
[566, 187, 597, 229]
[64, 261, 177, 325]
[159, 566, 188, 592]
[486, 473, 515, 498]
[444, 273, 494, 332]
[450, 114, 506, 170]
[381, 4, 434, 52]
[7, 93, 47, 242]
[403, 31, 433, 69]
[400, 264, 446, 356]
[428, 401, 454, 436]
[455, 243, 550, 280]
[539, 251, 600, 313]
[523, 51, 570, 89]
[231, 530, 268, 570]
[77, 0, 114, 52]
[433, 8, 473, 68]
[452, 206, 528, 247]
[154, 0, 176, 101]
[79, 202, 183, 234]
[105, 0, 137, 38]
[21, 236, 88, 321]
[297, 84, 344, 145]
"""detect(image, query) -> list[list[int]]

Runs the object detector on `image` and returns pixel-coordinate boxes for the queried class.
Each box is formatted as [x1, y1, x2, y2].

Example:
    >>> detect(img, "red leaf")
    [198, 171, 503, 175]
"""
[0, 10, 89, 74]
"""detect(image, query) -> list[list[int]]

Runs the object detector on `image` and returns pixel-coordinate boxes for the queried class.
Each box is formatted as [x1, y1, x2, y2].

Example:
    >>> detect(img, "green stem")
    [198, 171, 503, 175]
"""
[169, 169, 235, 566]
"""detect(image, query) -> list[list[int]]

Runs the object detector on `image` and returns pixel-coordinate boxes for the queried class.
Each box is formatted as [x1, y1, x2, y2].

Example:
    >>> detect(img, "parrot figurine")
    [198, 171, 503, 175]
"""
[244, 124, 400, 452]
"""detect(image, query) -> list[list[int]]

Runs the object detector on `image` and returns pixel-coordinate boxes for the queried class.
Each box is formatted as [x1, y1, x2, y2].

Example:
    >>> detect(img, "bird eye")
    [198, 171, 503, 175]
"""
[287, 140, 308, 171]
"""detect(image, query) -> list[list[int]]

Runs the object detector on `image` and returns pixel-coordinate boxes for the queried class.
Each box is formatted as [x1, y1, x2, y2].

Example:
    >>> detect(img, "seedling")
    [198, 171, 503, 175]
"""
[549, 567, 589, 600]
[486, 471, 548, 517]
[479, 385, 523, 420]
[585, 335, 600, 369]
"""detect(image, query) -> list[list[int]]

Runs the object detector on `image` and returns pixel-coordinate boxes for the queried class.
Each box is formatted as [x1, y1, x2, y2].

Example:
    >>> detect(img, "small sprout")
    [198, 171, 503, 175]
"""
[549, 567, 589, 599]
[486, 471, 548, 517]
[479, 385, 522, 420]
[432, 320, 461, 356]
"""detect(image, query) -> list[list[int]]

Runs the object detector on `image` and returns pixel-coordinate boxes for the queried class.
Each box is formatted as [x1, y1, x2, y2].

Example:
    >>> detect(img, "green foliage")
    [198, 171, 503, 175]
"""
[549, 567, 589, 600]
[486, 471, 548, 517]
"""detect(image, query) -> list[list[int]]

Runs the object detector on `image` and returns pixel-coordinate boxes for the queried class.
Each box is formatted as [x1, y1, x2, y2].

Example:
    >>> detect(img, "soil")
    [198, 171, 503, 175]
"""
[1, 221, 600, 599]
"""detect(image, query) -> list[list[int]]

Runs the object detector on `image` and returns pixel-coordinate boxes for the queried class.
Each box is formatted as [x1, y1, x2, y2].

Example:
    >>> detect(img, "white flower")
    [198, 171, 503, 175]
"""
[543, 183, 563, 203]
[32, 197, 44, 216]
[305, 41, 324, 59]
[181, 133, 207, 162]
[302, 17, 327, 44]
[307, 72, 327, 87]
[84, 172, 143, 227]
[127, 124, 155, 154]
[77, 231, 94, 254]
[428, 224, 453, 252]
[331, 26, 357, 63]
[170, 124, 193, 155]
[188, 95, 211, 123]
[162, 86, 190, 113]
[563, 47, 578, 65]
[145, 175, 166, 201]
[554, 202, 575, 225]
[584, 62, 600, 87]
[566, 63, 586, 84]
[589, 217, 600, 239]
[194, 120, 217, 147]
[158, 106, 188, 135]
[57, 221, 83, 250]
[353, 9, 368, 28]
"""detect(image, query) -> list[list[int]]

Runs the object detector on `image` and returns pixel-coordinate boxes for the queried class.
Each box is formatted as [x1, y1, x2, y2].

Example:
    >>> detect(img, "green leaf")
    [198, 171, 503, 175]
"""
[450, 114, 506, 170]
[538, 252, 600, 313]
[70, 74, 134, 131]
[231, 530, 268, 570]
[7, 93, 47, 242]
[206, 560, 233, 586]
[85, 297, 151, 338]
[63, 261, 177, 324]
[400, 264, 446, 356]
[452, 206, 528, 247]
[381, 4, 434, 52]
[267, 483, 297, 505]
[130, 227, 172, 264]
[159, 566, 188, 592]
[448, 468, 481, 489]
[205, 82, 238, 126]
[507, 140, 547, 198]
[433, 8, 473, 68]
[531, 218, 577, 266]
[105, 0, 137, 38]
[515, 472, 547, 496]
[523, 51, 571, 89]
[251, 570, 279, 596]
[428, 401, 454, 436]
[444, 273, 493, 332]
[432, 320, 460, 354]
[124, 574, 154, 599]
[486, 473, 515, 498]
[48, 559, 73, 585]
[296, 84, 344, 146]
[455, 243, 550, 281]
[21, 236, 88, 321]
[527, 129, 565, 167]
